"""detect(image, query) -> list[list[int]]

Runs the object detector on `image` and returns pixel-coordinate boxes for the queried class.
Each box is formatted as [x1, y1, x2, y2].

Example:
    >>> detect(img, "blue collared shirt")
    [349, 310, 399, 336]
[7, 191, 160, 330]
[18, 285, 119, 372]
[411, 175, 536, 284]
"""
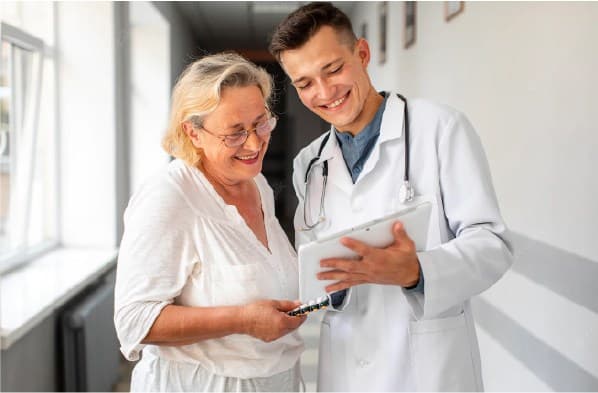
[334, 94, 387, 183]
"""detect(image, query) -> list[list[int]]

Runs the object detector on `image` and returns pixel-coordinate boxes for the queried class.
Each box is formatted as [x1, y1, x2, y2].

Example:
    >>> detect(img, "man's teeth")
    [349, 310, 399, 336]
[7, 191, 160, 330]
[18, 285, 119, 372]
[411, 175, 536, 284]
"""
[327, 96, 346, 108]
[236, 152, 259, 160]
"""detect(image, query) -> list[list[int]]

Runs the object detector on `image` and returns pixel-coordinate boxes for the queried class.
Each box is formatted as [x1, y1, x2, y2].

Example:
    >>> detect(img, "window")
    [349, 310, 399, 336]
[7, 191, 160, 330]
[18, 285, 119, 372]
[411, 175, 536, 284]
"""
[0, 3, 58, 272]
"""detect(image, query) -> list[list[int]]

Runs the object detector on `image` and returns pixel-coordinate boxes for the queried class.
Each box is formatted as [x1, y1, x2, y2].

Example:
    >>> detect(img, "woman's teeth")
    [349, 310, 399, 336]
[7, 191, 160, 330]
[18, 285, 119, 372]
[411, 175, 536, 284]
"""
[236, 152, 259, 160]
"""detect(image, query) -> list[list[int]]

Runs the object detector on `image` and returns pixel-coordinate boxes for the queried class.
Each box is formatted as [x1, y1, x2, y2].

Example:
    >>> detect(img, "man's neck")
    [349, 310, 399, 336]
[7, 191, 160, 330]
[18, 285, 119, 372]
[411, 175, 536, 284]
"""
[339, 89, 384, 136]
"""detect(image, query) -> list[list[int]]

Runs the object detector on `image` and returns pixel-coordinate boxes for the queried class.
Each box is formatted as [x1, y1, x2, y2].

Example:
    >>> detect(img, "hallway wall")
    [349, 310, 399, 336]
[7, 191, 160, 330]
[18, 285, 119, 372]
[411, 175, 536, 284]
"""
[351, 2, 598, 390]
[153, 2, 197, 87]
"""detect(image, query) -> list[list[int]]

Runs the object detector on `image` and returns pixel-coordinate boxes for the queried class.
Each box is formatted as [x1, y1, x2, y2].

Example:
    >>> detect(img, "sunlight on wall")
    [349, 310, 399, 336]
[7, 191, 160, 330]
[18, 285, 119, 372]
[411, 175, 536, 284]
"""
[129, 2, 171, 195]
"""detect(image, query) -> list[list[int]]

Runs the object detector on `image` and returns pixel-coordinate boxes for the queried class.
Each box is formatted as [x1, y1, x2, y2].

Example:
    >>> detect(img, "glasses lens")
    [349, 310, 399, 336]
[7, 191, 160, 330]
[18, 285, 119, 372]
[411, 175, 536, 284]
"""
[223, 116, 276, 147]
[256, 117, 276, 135]
[224, 132, 248, 147]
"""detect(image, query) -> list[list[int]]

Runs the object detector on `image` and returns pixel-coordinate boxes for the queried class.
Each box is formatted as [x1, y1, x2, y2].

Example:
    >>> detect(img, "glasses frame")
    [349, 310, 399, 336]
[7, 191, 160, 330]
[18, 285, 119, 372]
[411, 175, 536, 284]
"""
[195, 110, 278, 148]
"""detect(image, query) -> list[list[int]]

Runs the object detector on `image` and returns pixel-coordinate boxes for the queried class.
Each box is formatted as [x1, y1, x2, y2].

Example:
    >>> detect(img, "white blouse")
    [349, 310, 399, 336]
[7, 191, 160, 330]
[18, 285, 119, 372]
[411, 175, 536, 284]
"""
[114, 159, 304, 388]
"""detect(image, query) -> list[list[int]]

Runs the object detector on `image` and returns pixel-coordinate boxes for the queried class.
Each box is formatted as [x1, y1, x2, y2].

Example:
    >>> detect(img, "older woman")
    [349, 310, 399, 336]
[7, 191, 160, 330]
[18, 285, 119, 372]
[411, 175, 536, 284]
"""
[114, 53, 305, 392]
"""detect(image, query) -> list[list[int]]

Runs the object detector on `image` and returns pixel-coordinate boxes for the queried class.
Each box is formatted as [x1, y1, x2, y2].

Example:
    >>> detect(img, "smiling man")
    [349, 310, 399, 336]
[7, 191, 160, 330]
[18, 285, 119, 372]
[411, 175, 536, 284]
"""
[269, 2, 515, 392]
[282, 24, 380, 135]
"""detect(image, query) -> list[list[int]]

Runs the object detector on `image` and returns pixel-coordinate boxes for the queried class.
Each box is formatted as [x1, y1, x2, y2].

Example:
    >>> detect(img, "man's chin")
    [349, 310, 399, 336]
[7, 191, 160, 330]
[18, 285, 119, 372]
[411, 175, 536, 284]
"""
[316, 112, 348, 128]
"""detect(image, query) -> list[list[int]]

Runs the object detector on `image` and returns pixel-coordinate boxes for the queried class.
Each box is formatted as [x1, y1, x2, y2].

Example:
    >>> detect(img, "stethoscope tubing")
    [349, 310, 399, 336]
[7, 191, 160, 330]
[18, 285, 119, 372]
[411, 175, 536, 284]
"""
[396, 93, 410, 183]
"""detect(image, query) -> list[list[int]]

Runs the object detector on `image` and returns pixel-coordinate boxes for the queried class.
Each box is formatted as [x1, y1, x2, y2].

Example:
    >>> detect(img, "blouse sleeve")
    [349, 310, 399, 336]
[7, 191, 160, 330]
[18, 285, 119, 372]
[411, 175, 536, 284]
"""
[113, 175, 199, 360]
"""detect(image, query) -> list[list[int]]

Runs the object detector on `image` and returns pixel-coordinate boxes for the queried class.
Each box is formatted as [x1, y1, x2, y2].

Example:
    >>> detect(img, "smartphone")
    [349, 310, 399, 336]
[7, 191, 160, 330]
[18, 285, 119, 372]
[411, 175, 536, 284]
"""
[287, 295, 330, 316]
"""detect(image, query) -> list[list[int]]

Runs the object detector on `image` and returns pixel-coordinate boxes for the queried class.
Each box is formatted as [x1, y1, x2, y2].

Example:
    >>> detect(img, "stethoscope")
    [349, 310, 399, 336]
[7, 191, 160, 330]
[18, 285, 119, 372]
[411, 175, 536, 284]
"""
[301, 93, 414, 231]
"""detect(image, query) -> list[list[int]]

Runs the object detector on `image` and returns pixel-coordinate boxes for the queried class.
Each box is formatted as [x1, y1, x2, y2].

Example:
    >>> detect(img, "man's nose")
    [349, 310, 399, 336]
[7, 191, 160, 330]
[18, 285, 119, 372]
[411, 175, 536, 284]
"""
[315, 79, 334, 101]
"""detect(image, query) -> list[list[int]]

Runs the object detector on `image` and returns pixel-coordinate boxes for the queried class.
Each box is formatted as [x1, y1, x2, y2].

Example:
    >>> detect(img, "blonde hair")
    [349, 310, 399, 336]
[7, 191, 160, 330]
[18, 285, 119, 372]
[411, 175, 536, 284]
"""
[162, 52, 273, 165]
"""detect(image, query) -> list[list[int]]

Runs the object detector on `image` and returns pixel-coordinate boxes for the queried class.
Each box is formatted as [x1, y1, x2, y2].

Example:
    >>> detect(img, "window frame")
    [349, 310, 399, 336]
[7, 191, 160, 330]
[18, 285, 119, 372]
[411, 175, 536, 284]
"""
[0, 21, 59, 275]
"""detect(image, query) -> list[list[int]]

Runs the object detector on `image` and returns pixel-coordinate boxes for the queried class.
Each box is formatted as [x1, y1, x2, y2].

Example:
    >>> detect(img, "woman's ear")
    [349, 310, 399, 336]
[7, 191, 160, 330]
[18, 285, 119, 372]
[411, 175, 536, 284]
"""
[183, 122, 203, 149]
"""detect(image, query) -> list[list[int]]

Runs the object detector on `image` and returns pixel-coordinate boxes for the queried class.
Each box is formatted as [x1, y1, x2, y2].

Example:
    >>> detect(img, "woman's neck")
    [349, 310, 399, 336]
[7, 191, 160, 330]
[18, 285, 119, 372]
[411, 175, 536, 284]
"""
[198, 162, 253, 200]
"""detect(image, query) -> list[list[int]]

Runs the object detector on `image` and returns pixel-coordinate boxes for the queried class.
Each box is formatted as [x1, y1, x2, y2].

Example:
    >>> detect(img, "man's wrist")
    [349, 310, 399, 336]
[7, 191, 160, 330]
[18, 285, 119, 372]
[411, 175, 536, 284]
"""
[403, 259, 424, 292]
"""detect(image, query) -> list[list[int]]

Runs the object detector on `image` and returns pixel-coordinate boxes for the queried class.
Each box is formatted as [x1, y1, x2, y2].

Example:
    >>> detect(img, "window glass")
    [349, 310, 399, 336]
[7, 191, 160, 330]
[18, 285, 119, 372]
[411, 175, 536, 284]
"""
[1, 4, 57, 269]
[0, 2, 54, 45]
[0, 41, 10, 253]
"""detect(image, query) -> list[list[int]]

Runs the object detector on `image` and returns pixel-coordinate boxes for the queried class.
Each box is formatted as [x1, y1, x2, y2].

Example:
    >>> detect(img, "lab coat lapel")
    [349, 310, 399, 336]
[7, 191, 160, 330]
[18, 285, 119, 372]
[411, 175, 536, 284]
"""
[357, 93, 405, 183]
[319, 128, 353, 195]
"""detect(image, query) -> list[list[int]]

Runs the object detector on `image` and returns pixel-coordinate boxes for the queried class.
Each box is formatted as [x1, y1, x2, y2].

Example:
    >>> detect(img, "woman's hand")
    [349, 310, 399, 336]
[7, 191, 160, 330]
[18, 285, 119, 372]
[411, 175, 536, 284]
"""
[240, 299, 307, 342]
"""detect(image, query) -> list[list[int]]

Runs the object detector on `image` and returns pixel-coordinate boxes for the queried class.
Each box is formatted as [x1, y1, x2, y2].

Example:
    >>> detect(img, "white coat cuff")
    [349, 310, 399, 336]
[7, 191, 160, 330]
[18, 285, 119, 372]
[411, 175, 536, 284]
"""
[328, 288, 352, 311]
[402, 250, 438, 319]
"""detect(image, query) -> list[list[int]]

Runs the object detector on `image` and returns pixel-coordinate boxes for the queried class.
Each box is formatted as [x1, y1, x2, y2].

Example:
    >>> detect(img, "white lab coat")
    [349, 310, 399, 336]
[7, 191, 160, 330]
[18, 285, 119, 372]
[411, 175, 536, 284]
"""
[293, 93, 514, 391]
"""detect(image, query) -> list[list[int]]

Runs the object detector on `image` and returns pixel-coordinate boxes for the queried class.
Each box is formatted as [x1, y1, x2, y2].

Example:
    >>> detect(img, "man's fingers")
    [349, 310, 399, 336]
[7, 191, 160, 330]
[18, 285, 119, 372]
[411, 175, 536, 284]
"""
[392, 221, 415, 250]
[320, 258, 361, 272]
[325, 279, 365, 293]
[339, 236, 371, 256]
[393, 221, 408, 240]
[317, 268, 366, 281]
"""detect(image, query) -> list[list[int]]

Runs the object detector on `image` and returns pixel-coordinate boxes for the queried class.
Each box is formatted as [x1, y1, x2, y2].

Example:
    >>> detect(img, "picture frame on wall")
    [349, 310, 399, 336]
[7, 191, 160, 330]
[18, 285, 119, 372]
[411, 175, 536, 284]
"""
[445, 1, 465, 22]
[404, 1, 416, 49]
[379, 2, 387, 64]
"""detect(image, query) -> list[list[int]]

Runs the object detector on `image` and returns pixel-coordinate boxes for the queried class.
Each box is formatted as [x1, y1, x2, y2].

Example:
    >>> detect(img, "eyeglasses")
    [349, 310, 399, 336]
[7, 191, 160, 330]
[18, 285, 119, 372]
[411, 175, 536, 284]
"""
[196, 114, 277, 148]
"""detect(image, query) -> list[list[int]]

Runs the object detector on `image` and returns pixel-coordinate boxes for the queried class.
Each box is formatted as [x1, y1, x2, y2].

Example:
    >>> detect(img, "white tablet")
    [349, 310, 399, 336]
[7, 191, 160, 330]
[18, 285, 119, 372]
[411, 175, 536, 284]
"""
[297, 201, 432, 302]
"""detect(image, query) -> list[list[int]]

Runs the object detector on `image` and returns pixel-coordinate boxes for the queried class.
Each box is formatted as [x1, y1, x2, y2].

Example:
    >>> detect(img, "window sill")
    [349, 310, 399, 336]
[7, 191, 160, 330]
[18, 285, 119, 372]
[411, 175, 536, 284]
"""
[0, 247, 117, 350]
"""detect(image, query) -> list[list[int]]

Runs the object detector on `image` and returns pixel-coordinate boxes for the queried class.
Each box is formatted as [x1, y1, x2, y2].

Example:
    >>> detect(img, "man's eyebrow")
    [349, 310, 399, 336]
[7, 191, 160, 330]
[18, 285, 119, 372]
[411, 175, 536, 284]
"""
[291, 58, 343, 85]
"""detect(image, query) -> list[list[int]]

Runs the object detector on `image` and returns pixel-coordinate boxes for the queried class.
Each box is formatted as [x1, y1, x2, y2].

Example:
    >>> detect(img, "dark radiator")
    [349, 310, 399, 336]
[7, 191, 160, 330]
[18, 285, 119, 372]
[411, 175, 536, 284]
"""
[60, 272, 121, 391]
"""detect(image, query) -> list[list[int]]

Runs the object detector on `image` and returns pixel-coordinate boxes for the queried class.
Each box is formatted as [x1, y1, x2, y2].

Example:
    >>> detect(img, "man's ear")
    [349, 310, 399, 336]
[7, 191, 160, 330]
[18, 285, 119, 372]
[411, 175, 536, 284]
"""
[183, 121, 203, 149]
[355, 38, 371, 66]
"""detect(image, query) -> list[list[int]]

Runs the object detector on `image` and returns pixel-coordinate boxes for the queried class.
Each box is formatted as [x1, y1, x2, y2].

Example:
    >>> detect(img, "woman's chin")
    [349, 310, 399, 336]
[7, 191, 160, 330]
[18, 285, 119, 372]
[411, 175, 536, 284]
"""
[233, 159, 263, 179]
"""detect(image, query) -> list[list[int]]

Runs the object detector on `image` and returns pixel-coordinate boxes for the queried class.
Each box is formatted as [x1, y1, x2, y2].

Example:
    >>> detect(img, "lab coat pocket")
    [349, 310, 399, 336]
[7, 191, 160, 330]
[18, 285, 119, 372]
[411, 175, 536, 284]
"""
[409, 311, 477, 391]
[210, 264, 261, 306]
[317, 319, 334, 391]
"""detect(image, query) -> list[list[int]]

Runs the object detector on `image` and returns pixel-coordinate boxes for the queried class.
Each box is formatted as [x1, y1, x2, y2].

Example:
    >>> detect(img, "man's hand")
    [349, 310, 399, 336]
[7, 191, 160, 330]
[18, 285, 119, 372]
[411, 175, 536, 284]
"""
[240, 299, 306, 342]
[318, 221, 420, 292]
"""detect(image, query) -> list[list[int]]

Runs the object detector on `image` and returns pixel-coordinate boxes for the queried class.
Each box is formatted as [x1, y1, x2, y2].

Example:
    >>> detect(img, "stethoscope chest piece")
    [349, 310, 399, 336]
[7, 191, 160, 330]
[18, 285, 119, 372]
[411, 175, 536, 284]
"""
[399, 180, 415, 204]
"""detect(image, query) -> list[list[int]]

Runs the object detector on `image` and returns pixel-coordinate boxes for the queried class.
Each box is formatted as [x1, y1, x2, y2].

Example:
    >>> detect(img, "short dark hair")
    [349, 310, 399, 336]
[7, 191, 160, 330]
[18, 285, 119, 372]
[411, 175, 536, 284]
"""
[268, 2, 357, 62]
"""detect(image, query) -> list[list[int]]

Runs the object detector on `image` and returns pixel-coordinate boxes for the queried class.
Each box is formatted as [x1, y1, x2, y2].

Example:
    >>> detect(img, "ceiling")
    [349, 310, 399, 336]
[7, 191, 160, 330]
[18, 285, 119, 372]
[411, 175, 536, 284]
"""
[174, 2, 356, 54]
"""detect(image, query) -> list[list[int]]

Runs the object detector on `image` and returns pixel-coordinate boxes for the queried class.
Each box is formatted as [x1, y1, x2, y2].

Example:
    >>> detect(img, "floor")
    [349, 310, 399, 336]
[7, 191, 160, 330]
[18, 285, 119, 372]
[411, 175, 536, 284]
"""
[112, 312, 323, 392]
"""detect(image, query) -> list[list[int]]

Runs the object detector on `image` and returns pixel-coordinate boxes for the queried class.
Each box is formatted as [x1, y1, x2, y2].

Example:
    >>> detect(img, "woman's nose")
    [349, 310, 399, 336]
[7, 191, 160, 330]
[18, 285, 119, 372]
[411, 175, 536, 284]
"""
[242, 129, 263, 150]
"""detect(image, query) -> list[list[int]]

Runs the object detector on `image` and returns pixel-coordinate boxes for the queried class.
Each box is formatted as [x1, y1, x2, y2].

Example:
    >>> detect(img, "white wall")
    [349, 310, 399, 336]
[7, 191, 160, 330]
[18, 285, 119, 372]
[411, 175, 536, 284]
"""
[355, 1, 598, 261]
[114, 2, 195, 241]
[57, 2, 117, 248]
[129, 2, 171, 194]
[153, 2, 198, 87]
[351, 2, 598, 390]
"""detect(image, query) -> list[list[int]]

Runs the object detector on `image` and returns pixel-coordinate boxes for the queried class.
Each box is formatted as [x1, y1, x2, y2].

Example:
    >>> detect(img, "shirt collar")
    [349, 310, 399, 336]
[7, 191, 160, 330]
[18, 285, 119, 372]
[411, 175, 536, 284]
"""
[318, 92, 405, 162]
[334, 92, 387, 147]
